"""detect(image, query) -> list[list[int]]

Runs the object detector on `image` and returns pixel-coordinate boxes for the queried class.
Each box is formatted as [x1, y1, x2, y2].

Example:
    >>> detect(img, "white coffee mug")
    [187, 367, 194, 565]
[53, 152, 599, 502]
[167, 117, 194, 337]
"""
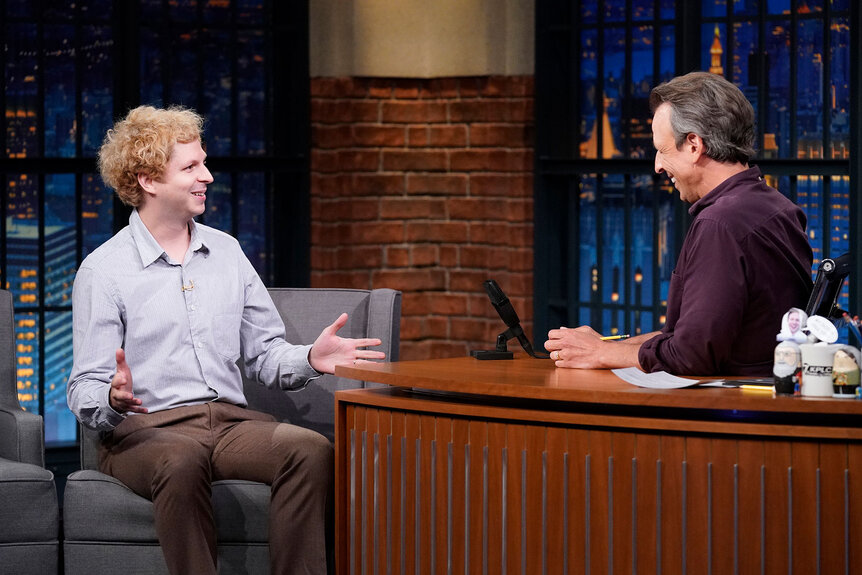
[800, 343, 856, 397]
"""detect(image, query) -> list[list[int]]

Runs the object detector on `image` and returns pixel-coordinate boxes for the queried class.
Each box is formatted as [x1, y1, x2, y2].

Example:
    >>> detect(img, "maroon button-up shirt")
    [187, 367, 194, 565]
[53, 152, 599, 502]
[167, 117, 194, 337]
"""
[639, 166, 813, 376]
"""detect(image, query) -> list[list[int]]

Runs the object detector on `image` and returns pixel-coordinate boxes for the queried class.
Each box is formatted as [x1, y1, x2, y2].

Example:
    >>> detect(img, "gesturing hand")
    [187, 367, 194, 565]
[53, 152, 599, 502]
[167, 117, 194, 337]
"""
[109, 348, 148, 414]
[308, 313, 386, 374]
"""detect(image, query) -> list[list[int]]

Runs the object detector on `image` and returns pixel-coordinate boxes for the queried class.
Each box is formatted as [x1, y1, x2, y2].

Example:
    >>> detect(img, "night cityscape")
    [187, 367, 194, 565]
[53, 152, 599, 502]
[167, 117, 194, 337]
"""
[2, 0, 853, 445]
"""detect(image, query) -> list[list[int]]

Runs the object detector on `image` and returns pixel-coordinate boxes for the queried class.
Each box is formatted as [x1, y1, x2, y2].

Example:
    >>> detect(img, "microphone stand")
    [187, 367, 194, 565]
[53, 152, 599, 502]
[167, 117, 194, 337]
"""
[470, 325, 549, 360]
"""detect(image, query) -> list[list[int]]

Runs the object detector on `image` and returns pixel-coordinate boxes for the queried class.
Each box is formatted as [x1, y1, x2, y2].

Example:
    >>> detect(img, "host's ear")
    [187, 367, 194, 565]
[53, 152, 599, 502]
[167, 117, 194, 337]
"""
[137, 172, 156, 194]
[686, 132, 705, 161]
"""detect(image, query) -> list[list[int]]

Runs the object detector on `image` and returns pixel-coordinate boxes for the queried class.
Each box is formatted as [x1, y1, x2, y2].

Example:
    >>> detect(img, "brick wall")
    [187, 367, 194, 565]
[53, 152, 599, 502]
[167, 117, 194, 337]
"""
[310, 76, 535, 360]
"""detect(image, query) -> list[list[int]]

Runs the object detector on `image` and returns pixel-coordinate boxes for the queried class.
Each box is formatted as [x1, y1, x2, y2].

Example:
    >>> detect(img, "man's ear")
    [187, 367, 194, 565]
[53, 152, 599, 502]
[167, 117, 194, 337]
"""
[137, 172, 156, 194]
[686, 132, 705, 162]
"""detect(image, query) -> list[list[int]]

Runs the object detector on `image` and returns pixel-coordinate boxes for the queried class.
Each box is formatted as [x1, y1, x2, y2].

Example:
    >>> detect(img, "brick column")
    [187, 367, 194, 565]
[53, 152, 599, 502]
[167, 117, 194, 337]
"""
[311, 76, 535, 360]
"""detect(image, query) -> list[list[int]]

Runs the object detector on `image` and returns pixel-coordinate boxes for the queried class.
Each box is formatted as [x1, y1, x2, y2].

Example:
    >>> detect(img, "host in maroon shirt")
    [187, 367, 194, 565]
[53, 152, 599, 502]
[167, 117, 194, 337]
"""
[544, 71, 813, 376]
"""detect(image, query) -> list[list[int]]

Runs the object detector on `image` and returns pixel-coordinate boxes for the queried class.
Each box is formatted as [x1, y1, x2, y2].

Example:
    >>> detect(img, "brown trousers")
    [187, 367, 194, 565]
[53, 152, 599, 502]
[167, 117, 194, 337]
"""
[100, 402, 333, 575]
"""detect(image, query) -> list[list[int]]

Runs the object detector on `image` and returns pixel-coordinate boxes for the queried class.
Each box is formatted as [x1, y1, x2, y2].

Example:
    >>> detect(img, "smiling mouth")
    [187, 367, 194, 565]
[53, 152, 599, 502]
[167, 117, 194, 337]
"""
[192, 191, 206, 197]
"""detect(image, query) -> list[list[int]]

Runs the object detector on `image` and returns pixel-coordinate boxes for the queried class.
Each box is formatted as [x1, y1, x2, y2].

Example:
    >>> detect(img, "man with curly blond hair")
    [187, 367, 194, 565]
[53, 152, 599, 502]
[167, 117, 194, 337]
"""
[67, 105, 384, 575]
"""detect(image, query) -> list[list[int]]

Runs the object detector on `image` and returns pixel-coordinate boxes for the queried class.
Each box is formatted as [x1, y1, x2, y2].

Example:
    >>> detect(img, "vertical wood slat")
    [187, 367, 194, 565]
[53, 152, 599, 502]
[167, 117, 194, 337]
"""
[524, 425, 545, 575]
[545, 426, 568, 575]
[590, 430, 612, 575]
[418, 415, 436, 575]
[486, 422, 506, 575]
[567, 427, 590, 575]
[389, 411, 405, 575]
[364, 409, 380, 575]
[763, 440, 791, 575]
[377, 411, 392, 575]
[434, 417, 451, 575]
[710, 437, 736, 575]
[635, 434, 661, 575]
[451, 418, 469, 574]
[436, 417, 458, 573]
[611, 432, 635, 575]
[345, 405, 356, 575]
[352, 406, 367, 575]
[850, 444, 862, 575]
[820, 442, 847, 574]
[402, 411, 420, 575]
[685, 437, 711, 572]
[469, 421, 488, 575]
[338, 399, 862, 575]
[737, 438, 765, 575]
[505, 424, 526, 574]
[660, 435, 685, 575]
[792, 441, 820, 575]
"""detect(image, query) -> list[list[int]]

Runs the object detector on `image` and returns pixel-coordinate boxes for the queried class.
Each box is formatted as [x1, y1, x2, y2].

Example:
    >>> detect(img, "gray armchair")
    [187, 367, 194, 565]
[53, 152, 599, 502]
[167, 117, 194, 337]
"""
[62, 287, 401, 574]
[0, 289, 60, 574]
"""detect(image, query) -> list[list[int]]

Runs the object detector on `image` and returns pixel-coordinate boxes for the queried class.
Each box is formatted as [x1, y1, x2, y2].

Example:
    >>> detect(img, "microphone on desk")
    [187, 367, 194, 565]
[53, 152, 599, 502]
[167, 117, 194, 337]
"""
[471, 279, 549, 360]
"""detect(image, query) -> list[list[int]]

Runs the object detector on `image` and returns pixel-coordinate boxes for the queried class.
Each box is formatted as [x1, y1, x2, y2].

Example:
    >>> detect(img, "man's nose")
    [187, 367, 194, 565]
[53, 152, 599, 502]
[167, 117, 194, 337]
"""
[200, 165, 214, 183]
[654, 155, 663, 174]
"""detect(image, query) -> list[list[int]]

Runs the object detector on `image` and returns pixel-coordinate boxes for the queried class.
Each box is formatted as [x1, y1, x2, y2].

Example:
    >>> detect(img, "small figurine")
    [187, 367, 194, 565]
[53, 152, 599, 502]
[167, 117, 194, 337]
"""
[776, 307, 809, 343]
[832, 347, 861, 398]
[773, 340, 801, 395]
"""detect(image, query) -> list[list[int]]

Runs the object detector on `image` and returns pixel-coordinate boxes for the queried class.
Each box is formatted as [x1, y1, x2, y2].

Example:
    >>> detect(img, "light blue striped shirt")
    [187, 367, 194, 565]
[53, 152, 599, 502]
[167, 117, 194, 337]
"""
[67, 210, 319, 432]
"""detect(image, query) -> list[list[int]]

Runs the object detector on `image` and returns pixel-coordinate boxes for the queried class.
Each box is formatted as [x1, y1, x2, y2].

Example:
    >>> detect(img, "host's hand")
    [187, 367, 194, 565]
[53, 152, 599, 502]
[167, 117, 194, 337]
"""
[109, 348, 148, 414]
[309, 313, 386, 374]
[544, 326, 605, 368]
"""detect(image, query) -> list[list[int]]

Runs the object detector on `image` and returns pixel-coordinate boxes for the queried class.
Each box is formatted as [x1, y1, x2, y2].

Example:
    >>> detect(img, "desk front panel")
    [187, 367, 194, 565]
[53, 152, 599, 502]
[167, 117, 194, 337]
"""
[335, 387, 862, 575]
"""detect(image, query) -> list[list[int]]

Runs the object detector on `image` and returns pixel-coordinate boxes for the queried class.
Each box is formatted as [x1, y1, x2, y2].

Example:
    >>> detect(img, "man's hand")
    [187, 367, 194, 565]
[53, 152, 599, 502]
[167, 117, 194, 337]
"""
[544, 325, 645, 370]
[109, 348, 148, 414]
[308, 313, 386, 374]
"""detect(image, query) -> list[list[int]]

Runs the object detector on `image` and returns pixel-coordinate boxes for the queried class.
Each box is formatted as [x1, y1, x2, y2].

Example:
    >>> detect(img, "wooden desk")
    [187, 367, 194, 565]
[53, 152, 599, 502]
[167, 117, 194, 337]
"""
[334, 356, 862, 574]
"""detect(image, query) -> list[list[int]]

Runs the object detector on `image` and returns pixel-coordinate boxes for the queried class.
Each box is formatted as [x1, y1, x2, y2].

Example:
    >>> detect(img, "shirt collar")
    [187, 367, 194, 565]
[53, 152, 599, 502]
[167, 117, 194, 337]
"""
[688, 165, 763, 217]
[129, 209, 210, 268]
[188, 219, 209, 256]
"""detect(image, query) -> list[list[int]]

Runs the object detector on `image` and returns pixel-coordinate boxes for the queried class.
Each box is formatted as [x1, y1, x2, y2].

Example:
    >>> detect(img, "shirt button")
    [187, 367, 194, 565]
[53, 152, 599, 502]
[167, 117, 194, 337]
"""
[190, 305, 196, 311]
[197, 342, 204, 349]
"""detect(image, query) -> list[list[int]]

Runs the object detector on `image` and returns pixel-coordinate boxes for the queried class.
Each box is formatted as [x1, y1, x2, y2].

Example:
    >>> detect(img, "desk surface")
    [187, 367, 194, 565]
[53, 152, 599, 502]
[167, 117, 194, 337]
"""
[335, 355, 862, 416]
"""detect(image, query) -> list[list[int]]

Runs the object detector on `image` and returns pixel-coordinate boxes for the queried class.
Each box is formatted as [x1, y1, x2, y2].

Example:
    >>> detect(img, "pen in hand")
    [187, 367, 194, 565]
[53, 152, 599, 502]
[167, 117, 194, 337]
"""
[600, 334, 631, 341]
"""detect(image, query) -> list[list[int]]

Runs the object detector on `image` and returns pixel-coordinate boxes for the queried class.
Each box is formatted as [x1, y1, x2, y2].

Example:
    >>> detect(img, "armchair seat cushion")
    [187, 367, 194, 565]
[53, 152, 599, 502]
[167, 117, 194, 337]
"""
[63, 470, 271, 543]
[0, 457, 58, 543]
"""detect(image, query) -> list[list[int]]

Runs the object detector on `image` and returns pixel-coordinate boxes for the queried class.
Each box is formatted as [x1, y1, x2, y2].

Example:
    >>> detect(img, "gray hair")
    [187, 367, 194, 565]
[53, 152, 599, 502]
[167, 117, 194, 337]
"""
[649, 71, 756, 165]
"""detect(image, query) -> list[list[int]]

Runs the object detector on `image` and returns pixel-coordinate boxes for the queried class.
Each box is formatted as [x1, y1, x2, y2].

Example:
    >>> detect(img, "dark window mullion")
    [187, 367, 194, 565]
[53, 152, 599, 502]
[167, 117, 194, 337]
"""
[822, 1, 832, 160]
[230, 1, 240, 238]
[74, 5, 84, 282]
[36, 6, 47, 419]
[650, 0, 662, 328]
[823, 176, 832, 260]
[821, 4, 833, 260]
[0, 0, 7, 292]
[567, 176, 579, 328]
[789, 5, 798, 162]
[567, 3, 581, 328]
[756, 2, 768, 158]
[623, 173, 632, 336]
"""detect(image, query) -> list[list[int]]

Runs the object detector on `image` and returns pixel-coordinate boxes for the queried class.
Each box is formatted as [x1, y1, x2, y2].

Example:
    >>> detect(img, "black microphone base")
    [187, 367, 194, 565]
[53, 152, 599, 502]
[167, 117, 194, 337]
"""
[470, 349, 514, 360]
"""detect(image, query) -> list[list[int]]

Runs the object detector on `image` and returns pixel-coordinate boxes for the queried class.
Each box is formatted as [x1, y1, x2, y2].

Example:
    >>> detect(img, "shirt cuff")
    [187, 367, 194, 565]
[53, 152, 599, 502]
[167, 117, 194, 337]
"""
[101, 384, 127, 428]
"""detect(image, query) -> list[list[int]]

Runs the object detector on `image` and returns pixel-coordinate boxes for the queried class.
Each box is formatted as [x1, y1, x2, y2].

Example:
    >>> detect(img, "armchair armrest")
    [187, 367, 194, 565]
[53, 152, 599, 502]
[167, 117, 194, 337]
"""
[0, 407, 45, 467]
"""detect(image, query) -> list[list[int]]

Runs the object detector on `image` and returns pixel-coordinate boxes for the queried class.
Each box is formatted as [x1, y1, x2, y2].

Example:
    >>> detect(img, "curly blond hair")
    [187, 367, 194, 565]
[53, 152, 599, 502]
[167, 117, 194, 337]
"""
[97, 106, 204, 207]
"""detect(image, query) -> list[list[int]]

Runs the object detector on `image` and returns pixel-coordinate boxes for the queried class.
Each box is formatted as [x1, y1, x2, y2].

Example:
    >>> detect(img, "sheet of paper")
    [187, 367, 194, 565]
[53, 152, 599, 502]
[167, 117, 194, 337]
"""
[612, 367, 724, 389]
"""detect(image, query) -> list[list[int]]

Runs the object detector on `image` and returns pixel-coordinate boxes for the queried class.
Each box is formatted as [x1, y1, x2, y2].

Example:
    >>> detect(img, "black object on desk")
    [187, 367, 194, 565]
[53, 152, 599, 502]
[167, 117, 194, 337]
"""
[471, 279, 549, 360]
